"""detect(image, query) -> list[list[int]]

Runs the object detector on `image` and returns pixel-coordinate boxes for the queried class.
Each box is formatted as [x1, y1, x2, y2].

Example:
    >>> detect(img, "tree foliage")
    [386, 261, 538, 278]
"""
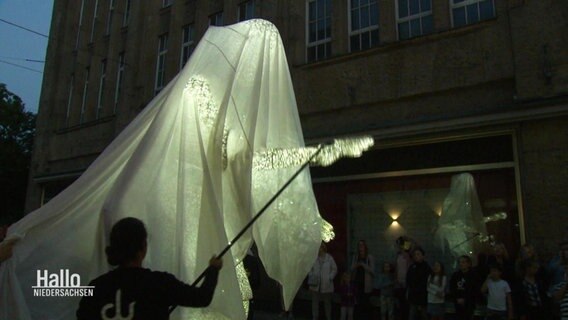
[0, 83, 36, 224]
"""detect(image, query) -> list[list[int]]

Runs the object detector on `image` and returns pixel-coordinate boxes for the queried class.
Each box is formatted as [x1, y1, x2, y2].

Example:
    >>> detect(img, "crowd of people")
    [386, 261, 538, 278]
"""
[308, 237, 568, 320]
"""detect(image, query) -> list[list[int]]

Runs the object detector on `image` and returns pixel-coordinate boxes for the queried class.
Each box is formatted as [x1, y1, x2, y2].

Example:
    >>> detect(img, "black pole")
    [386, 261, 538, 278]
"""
[169, 144, 325, 314]
[450, 232, 481, 250]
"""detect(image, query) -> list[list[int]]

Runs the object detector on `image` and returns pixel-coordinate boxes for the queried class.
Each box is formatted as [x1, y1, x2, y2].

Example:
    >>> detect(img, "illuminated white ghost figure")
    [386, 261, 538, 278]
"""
[435, 173, 488, 260]
[0, 20, 372, 320]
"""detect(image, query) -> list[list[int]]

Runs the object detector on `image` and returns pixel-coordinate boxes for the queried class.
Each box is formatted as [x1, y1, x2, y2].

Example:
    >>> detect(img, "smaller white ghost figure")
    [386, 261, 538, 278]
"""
[435, 173, 488, 259]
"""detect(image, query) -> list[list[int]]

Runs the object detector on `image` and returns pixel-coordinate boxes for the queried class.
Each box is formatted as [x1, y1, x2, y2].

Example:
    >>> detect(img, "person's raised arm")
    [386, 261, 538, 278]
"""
[169, 256, 223, 307]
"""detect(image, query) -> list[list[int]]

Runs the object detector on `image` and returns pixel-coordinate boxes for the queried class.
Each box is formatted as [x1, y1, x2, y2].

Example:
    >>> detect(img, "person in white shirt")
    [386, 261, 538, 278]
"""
[427, 261, 447, 320]
[308, 242, 337, 320]
[481, 264, 514, 320]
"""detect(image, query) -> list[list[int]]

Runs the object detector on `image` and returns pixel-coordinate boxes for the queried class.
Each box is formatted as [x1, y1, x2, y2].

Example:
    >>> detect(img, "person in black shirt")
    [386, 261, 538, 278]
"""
[351, 240, 375, 319]
[77, 217, 222, 320]
[517, 258, 552, 320]
[450, 255, 478, 320]
[406, 247, 431, 320]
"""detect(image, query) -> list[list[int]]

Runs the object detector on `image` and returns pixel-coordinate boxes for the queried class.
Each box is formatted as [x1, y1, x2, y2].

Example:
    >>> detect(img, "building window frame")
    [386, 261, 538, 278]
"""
[450, 0, 495, 28]
[395, 0, 433, 40]
[180, 24, 195, 69]
[106, 0, 115, 35]
[76, 0, 86, 49]
[123, 0, 131, 27]
[348, 0, 379, 52]
[90, 0, 99, 42]
[114, 52, 125, 113]
[66, 74, 74, 126]
[238, 0, 256, 22]
[209, 11, 224, 26]
[80, 67, 90, 124]
[96, 59, 106, 119]
[155, 34, 168, 94]
[306, 0, 332, 63]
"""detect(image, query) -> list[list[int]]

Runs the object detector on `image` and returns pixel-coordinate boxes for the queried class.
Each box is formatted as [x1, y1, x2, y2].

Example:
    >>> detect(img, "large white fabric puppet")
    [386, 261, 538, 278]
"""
[0, 20, 372, 319]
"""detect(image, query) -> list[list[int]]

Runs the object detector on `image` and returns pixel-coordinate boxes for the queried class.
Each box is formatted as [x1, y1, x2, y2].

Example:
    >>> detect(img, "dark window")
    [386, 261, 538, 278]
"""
[307, 0, 332, 62]
[397, 0, 433, 40]
[451, 0, 495, 27]
[350, 0, 379, 52]
[238, 1, 255, 21]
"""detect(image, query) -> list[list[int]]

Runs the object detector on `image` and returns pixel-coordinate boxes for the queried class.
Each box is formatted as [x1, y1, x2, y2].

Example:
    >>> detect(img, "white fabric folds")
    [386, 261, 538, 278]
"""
[435, 173, 488, 260]
[0, 20, 331, 319]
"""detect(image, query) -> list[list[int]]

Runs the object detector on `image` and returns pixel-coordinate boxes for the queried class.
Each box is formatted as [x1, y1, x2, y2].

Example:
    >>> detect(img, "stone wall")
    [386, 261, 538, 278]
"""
[518, 116, 568, 259]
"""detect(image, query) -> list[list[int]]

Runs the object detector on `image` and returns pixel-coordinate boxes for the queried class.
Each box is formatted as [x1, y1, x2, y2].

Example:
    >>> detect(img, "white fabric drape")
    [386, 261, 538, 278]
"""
[435, 173, 488, 260]
[0, 20, 326, 320]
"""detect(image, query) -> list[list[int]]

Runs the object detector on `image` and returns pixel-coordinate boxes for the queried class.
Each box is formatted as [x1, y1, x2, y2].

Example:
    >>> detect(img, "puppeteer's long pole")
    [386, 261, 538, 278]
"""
[169, 144, 325, 314]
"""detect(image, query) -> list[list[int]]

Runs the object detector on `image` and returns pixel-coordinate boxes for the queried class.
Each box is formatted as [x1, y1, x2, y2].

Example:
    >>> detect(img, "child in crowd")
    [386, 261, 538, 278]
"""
[375, 262, 395, 320]
[406, 247, 431, 320]
[427, 261, 447, 320]
[395, 236, 414, 320]
[550, 240, 568, 320]
[481, 265, 513, 320]
[450, 255, 478, 320]
[352, 240, 375, 318]
[519, 258, 550, 320]
[338, 272, 356, 320]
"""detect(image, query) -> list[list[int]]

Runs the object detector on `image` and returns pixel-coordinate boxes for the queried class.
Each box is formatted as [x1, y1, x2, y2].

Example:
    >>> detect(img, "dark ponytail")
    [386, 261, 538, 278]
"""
[106, 217, 147, 266]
